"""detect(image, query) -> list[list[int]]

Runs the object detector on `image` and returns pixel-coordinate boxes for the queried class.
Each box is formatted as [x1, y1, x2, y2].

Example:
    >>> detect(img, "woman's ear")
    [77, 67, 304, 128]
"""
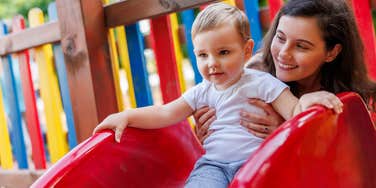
[244, 39, 254, 60]
[325, 44, 342, 63]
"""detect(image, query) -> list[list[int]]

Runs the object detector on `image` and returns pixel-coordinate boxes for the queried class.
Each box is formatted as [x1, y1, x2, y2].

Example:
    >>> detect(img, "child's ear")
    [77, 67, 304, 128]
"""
[325, 44, 342, 63]
[244, 39, 254, 60]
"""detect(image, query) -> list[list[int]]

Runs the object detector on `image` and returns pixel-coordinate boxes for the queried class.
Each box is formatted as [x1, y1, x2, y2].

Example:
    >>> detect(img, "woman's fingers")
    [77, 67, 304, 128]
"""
[193, 107, 215, 127]
[300, 91, 343, 114]
[247, 98, 285, 124]
[197, 115, 215, 136]
[196, 115, 215, 144]
[240, 120, 271, 134]
[240, 98, 285, 139]
[199, 130, 214, 144]
[240, 110, 270, 126]
[248, 98, 272, 115]
[246, 126, 268, 139]
[198, 108, 216, 126]
[192, 107, 216, 145]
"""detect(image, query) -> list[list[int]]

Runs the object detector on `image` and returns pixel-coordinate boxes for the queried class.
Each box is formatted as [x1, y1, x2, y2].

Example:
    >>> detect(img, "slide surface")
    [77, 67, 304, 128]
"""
[231, 92, 376, 188]
[32, 121, 204, 188]
[32, 92, 376, 187]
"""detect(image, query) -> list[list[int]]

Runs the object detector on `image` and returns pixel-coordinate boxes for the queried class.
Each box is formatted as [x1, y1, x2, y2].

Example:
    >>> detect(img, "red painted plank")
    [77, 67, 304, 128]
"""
[267, 0, 283, 21]
[230, 92, 376, 188]
[12, 16, 46, 169]
[351, 0, 376, 80]
[150, 16, 182, 103]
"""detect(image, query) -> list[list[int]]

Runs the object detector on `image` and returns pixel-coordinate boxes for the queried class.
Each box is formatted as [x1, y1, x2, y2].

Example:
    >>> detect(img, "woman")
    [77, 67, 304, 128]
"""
[194, 0, 376, 142]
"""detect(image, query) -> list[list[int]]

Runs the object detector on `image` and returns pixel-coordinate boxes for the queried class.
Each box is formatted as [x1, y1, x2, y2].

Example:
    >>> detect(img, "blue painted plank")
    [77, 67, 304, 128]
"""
[48, 2, 77, 149]
[181, 9, 202, 84]
[0, 22, 28, 169]
[125, 24, 153, 107]
[243, 0, 263, 50]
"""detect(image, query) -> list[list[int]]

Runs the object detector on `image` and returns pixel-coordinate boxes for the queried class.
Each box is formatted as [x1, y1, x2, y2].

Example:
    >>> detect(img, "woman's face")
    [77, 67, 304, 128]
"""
[271, 15, 330, 87]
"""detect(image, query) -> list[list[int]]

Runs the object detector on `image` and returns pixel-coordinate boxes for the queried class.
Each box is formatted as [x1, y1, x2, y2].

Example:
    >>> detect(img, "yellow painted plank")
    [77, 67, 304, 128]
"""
[104, 0, 124, 111]
[116, 26, 137, 108]
[169, 13, 186, 92]
[222, 0, 236, 6]
[29, 8, 68, 163]
[108, 28, 125, 111]
[0, 86, 14, 169]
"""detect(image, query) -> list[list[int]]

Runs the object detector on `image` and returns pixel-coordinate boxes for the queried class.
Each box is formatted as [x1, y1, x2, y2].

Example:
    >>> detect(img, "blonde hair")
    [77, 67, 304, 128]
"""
[191, 2, 250, 42]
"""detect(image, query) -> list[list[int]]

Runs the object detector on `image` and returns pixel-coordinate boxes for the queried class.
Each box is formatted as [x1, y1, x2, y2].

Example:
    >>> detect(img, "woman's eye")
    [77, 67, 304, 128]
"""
[219, 50, 230, 55]
[297, 44, 309, 50]
[276, 35, 286, 43]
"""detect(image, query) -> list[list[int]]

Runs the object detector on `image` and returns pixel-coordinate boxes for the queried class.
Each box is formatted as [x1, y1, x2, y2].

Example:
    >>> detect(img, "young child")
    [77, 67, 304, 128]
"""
[94, 3, 343, 187]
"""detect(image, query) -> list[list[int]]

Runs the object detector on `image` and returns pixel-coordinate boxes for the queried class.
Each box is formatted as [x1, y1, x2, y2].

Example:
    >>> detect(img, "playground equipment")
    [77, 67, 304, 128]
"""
[0, 0, 376, 187]
[31, 92, 376, 187]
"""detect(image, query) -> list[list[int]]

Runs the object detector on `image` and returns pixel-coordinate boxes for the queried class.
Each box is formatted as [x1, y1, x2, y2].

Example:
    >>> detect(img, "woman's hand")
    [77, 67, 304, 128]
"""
[193, 106, 216, 144]
[240, 98, 285, 139]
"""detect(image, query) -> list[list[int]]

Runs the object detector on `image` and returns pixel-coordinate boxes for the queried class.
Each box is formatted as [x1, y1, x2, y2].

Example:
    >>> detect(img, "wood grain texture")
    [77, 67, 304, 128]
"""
[104, 0, 217, 28]
[0, 21, 60, 56]
[56, 0, 118, 142]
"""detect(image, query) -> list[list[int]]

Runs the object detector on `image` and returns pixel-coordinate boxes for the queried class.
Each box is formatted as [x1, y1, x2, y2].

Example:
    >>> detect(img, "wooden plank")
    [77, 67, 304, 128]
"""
[29, 8, 68, 163]
[351, 0, 376, 80]
[181, 9, 202, 84]
[48, 2, 78, 149]
[0, 22, 28, 169]
[244, 0, 263, 50]
[267, 0, 283, 21]
[55, 0, 118, 142]
[0, 79, 13, 169]
[150, 16, 181, 103]
[12, 15, 47, 169]
[104, 0, 217, 28]
[0, 21, 60, 56]
[0, 169, 44, 188]
[103, 0, 124, 112]
[169, 13, 186, 92]
[116, 26, 137, 108]
[125, 24, 153, 107]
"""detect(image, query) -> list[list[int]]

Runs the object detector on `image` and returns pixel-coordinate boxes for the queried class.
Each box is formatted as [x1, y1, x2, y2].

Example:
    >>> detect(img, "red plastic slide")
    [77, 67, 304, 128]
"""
[32, 92, 375, 187]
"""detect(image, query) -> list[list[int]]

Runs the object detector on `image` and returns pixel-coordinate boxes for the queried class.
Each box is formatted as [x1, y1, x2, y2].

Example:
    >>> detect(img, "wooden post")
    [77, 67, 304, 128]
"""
[55, 0, 118, 142]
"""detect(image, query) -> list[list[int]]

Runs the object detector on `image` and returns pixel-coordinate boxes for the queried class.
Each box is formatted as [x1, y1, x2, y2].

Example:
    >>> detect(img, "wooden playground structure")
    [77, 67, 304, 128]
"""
[0, 0, 375, 187]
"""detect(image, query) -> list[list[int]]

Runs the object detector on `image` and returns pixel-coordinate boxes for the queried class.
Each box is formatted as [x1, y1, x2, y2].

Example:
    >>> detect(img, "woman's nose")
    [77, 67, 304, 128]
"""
[279, 45, 292, 60]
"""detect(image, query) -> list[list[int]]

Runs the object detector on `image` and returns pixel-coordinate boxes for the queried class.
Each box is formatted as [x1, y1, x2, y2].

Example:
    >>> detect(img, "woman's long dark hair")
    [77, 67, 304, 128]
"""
[262, 0, 376, 111]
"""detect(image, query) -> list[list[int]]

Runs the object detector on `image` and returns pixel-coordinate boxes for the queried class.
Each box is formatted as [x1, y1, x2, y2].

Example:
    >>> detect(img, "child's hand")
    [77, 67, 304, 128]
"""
[296, 91, 343, 115]
[93, 112, 128, 143]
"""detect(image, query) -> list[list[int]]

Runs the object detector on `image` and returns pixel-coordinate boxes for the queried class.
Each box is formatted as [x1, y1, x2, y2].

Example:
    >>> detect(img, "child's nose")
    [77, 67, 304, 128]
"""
[207, 56, 218, 67]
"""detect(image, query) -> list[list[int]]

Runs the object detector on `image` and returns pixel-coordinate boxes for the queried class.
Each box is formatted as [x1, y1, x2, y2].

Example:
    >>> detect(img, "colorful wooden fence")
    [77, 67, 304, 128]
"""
[0, 0, 375, 178]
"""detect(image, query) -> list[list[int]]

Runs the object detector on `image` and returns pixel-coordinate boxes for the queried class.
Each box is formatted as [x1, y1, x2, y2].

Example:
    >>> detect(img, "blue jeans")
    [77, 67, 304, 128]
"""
[185, 157, 245, 188]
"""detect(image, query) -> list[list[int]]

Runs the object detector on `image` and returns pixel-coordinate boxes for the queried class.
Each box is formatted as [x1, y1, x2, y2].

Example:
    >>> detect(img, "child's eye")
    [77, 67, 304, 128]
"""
[219, 50, 230, 55]
[198, 53, 208, 58]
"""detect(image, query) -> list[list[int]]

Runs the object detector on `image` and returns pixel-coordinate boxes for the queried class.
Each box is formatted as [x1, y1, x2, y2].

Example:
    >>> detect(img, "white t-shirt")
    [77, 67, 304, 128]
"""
[183, 69, 288, 162]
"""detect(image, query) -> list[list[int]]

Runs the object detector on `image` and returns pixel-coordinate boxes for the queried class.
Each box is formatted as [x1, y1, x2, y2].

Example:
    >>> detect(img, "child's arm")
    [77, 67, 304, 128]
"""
[93, 97, 194, 142]
[271, 89, 343, 120]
